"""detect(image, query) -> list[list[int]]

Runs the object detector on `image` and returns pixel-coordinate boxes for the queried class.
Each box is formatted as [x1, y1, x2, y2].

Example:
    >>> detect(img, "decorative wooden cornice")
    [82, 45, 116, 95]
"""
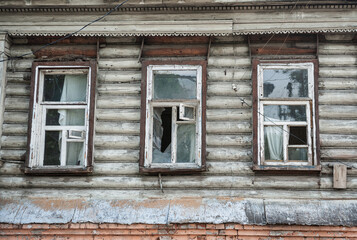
[0, 2, 356, 13]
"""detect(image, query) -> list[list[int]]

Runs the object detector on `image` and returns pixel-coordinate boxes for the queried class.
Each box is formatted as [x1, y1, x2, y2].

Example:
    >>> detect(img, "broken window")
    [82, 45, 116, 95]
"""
[140, 62, 206, 172]
[255, 62, 319, 166]
[26, 62, 96, 174]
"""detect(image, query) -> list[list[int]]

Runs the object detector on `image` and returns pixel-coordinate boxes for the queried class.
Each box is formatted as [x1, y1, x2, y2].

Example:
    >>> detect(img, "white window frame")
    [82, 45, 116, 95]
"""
[257, 62, 317, 166]
[144, 64, 203, 169]
[28, 66, 92, 169]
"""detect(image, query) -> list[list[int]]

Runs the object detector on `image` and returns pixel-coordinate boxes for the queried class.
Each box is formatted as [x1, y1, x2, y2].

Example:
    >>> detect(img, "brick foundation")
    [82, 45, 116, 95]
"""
[1, 223, 357, 239]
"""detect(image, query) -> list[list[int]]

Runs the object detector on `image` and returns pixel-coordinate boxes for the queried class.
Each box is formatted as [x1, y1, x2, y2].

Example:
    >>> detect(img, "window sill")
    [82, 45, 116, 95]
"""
[140, 165, 206, 174]
[23, 166, 93, 175]
[253, 164, 321, 173]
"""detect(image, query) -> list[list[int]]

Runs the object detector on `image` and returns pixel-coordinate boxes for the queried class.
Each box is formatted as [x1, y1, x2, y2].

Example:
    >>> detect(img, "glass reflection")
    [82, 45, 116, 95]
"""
[263, 69, 308, 98]
[264, 105, 306, 121]
[153, 70, 197, 99]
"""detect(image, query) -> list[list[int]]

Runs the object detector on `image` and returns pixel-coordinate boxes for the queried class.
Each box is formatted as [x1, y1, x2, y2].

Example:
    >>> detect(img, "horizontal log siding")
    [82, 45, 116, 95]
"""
[1, 35, 357, 201]
[318, 39, 357, 173]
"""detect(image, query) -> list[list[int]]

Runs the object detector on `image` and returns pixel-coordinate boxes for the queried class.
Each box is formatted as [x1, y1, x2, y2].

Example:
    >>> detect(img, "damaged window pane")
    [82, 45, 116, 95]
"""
[153, 70, 197, 99]
[263, 69, 308, 98]
[152, 107, 172, 163]
[176, 124, 196, 163]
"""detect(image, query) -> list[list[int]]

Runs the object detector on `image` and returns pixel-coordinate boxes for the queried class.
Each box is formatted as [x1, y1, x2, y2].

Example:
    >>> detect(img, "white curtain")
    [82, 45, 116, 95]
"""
[265, 126, 283, 160]
[58, 75, 87, 165]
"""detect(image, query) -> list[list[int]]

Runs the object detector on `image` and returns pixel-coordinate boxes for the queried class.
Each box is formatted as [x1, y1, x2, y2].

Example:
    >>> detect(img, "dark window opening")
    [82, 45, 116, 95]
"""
[160, 107, 172, 152]
[289, 126, 307, 145]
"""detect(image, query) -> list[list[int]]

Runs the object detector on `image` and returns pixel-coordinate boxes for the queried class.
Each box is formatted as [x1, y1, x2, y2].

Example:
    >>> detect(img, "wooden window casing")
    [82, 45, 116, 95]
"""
[25, 61, 96, 174]
[140, 60, 207, 173]
[252, 60, 321, 172]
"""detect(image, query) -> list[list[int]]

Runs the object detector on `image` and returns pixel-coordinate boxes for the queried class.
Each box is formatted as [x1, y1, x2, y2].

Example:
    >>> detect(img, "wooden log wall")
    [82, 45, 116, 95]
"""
[0, 34, 357, 201]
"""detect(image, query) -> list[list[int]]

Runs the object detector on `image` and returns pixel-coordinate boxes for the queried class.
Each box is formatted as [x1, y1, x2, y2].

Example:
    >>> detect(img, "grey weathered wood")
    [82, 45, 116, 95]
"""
[99, 45, 141, 58]
[98, 59, 142, 70]
[206, 109, 251, 121]
[319, 91, 357, 105]
[321, 148, 357, 160]
[319, 55, 357, 66]
[206, 147, 251, 161]
[206, 134, 252, 147]
[4, 97, 29, 110]
[207, 121, 251, 134]
[207, 82, 251, 96]
[95, 135, 140, 149]
[319, 78, 357, 90]
[94, 149, 139, 162]
[0, 149, 26, 161]
[320, 120, 357, 134]
[319, 43, 357, 55]
[5, 84, 30, 96]
[208, 56, 251, 67]
[97, 84, 140, 95]
[96, 109, 140, 121]
[2, 124, 27, 135]
[97, 96, 141, 109]
[96, 122, 140, 135]
[207, 96, 252, 109]
[208, 68, 252, 81]
[320, 134, 357, 147]
[1, 136, 27, 149]
[319, 105, 357, 119]
[97, 71, 141, 83]
[333, 164, 347, 189]
[319, 67, 357, 78]
[210, 44, 249, 56]
[3, 112, 28, 124]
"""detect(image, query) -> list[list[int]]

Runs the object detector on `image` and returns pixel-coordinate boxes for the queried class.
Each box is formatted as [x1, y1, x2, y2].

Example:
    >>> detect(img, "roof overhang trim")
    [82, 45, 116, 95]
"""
[7, 28, 357, 37]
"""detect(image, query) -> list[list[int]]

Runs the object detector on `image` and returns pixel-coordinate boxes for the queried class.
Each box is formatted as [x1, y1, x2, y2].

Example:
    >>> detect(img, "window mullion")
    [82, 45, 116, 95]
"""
[171, 106, 177, 164]
[283, 125, 289, 163]
[60, 130, 67, 166]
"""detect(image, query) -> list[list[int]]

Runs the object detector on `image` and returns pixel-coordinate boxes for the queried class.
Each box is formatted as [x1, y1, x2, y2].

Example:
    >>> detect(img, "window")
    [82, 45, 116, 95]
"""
[25, 62, 96, 174]
[140, 61, 206, 173]
[253, 60, 320, 170]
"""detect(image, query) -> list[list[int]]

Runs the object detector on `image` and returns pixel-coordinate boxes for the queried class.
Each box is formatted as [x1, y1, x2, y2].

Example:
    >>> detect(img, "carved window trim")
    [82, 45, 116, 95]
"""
[252, 59, 321, 172]
[139, 60, 207, 173]
[25, 61, 96, 174]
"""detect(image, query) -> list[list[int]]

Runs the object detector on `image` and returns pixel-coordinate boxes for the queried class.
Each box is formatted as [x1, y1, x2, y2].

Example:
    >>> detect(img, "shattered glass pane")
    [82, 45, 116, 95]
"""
[153, 70, 197, 99]
[152, 107, 172, 163]
[263, 69, 308, 98]
[66, 142, 84, 165]
[46, 109, 85, 126]
[264, 105, 306, 122]
[43, 74, 87, 102]
[183, 106, 195, 120]
[44, 131, 61, 165]
[288, 147, 308, 161]
[176, 124, 196, 163]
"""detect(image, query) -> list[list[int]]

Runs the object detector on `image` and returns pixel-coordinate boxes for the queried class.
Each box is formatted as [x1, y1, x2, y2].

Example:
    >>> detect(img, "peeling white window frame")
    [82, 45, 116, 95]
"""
[257, 62, 318, 166]
[28, 65, 92, 169]
[144, 64, 203, 169]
